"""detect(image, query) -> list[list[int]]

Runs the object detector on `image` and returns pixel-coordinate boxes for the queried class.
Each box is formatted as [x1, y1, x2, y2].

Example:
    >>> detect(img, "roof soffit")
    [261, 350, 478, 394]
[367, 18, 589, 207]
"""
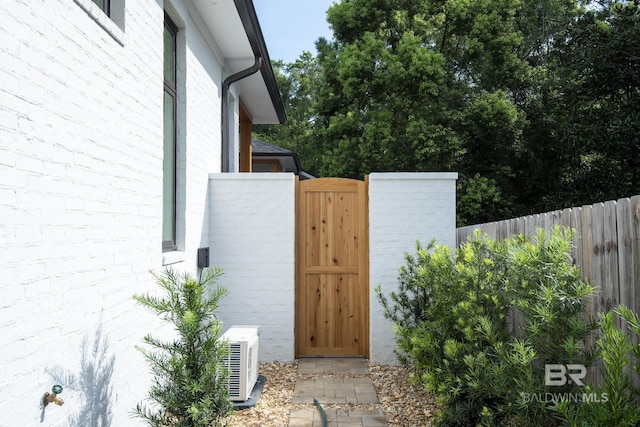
[190, 0, 285, 124]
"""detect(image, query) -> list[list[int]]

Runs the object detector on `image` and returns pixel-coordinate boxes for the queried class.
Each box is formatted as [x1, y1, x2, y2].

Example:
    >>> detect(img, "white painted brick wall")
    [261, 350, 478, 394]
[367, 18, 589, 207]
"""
[168, 0, 226, 276]
[0, 1, 233, 424]
[208, 173, 296, 362]
[0, 4, 459, 424]
[369, 173, 458, 365]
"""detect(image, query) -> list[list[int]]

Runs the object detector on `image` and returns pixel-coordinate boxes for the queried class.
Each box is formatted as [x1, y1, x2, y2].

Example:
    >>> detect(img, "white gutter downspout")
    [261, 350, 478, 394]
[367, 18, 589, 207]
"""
[221, 56, 263, 172]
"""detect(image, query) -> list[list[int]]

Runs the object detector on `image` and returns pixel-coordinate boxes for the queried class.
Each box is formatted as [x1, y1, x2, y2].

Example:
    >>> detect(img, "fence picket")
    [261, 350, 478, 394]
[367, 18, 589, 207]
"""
[581, 204, 595, 291]
[571, 207, 584, 271]
[603, 201, 620, 320]
[616, 196, 640, 344]
[590, 203, 608, 317]
[579, 203, 599, 385]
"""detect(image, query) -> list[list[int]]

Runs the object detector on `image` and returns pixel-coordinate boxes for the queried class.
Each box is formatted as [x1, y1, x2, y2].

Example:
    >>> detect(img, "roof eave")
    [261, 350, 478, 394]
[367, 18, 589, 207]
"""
[233, 0, 286, 124]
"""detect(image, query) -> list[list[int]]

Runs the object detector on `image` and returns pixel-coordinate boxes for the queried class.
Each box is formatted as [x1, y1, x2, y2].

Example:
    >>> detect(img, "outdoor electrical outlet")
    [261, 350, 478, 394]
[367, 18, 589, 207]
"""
[197, 247, 209, 268]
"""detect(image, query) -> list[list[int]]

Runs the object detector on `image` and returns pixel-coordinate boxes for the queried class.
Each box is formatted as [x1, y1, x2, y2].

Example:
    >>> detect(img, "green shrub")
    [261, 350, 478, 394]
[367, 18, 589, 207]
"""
[133, 267, 233, 427]
[555, 305, 640, 427]
[377, 227, 596, 426]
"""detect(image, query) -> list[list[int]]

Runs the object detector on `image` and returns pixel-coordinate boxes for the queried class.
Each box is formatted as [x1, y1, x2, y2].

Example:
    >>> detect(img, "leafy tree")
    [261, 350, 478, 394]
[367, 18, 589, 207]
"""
[133, 268, 232, 427]
[317, 0, 464, 178]
[456, 173, 511, 226]
[254, 53, 324, 176]
[554, 0, 640, 206]
[259, 0, 638, 225]
[314, 0, 581, 222]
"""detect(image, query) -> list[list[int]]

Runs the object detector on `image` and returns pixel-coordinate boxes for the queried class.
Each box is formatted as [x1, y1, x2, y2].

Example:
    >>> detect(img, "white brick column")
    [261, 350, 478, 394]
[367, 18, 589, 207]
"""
[368, 172, 458, 364]
[208, 173, 296, 362]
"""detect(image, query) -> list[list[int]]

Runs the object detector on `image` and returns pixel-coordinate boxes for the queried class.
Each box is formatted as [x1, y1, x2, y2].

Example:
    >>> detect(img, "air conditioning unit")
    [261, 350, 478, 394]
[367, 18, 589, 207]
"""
[221, 326, 260, 401]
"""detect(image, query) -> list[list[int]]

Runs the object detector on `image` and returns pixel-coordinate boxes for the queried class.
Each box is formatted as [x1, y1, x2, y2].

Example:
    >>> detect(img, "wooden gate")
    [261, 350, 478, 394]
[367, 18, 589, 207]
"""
[295, 177, 369, 357]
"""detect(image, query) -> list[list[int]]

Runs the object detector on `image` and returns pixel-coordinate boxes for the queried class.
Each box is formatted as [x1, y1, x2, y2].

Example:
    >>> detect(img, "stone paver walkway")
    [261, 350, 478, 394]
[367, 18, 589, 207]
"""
[289, 358, 389, 427]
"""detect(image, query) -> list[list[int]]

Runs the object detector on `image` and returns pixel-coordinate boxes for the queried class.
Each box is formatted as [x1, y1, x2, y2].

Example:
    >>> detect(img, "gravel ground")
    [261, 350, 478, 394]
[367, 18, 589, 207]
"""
[225, 360, 440, 427]
[225, 361, 298, 427]
[370, 363, 440, 426]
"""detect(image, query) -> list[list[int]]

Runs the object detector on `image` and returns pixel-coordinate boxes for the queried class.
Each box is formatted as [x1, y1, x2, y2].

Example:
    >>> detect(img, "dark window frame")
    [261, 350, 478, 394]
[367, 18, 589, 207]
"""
[92, 0, 110, 17]
[162, 13, 178, 252]
[74, 0, 124, 44]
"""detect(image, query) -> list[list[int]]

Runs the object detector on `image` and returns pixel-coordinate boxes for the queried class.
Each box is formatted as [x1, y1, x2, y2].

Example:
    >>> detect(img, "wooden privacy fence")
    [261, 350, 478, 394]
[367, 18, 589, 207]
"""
[457, 195, 640, 335]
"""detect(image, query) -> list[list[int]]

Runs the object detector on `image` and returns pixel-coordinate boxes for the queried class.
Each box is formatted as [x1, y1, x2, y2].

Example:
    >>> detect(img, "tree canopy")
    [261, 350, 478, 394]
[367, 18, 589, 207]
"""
[254, 0, 639, 226]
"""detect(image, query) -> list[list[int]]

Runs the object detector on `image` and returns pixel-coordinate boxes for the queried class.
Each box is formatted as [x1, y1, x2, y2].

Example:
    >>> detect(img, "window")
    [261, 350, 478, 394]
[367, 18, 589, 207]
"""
[73, 0, 124, 44]
[91, 0, 110, 16]
[163, 14, 178, 252]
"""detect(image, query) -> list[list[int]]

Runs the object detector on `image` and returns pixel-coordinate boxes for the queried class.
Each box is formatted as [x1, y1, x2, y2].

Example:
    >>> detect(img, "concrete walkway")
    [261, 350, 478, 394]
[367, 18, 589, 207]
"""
[289, 358, 389, 427]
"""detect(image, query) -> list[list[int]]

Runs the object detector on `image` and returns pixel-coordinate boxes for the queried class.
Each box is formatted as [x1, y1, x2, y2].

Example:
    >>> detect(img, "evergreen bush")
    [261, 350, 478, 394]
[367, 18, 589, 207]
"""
[133, 267, 233, 427]
[555, 305, 640, 427]
[377, 227, 596, 426]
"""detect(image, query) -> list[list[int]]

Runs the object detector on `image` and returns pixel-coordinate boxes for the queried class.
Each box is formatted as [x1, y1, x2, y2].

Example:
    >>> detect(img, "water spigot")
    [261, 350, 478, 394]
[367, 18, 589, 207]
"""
[43, 384, 64, 407]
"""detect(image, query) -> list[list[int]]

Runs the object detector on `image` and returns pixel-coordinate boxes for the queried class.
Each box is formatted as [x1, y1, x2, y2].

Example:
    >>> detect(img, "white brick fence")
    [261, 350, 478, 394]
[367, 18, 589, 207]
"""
[209, 172, 458, 365]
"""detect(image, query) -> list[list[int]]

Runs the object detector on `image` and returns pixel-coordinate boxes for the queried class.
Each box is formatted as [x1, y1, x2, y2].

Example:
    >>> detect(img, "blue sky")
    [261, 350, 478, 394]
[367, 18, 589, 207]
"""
[253, 0, 335, 63]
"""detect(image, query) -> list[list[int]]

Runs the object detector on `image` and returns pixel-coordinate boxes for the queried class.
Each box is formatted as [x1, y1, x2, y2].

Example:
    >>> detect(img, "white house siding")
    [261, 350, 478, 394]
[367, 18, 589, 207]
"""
[0, 1, 232, 425]
[208, 173, 296, 362]
[171, 0, 224, 265]
[369, 172, 458, 365]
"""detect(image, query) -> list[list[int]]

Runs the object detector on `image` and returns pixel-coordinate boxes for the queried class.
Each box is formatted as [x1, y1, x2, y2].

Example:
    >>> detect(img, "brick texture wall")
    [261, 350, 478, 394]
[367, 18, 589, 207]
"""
[369, 173, 458, 365]
[208, 173, 296, 362]
[0, 2, 458, 423]
[0, 1, 229, 424]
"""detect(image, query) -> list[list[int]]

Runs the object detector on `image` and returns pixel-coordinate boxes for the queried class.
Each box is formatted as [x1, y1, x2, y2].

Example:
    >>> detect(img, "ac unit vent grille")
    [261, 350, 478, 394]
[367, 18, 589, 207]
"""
[221, 326, 260, 401]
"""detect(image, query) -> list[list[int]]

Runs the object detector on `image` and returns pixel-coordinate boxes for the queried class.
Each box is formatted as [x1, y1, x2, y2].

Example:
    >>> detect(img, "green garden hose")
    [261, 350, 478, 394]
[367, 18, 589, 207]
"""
[313, 398, 328, 427]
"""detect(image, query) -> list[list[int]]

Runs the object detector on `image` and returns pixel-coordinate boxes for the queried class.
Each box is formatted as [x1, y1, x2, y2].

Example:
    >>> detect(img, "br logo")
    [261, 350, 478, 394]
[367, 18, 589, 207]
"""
[545, 364, 586, 386]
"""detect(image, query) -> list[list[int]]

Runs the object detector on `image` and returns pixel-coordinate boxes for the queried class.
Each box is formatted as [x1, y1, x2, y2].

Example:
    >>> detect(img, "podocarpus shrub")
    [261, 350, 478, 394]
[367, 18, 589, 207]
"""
[133, 267, 233, 427]
[555, 305, 640, 427]
[377, 227, 596, 426]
